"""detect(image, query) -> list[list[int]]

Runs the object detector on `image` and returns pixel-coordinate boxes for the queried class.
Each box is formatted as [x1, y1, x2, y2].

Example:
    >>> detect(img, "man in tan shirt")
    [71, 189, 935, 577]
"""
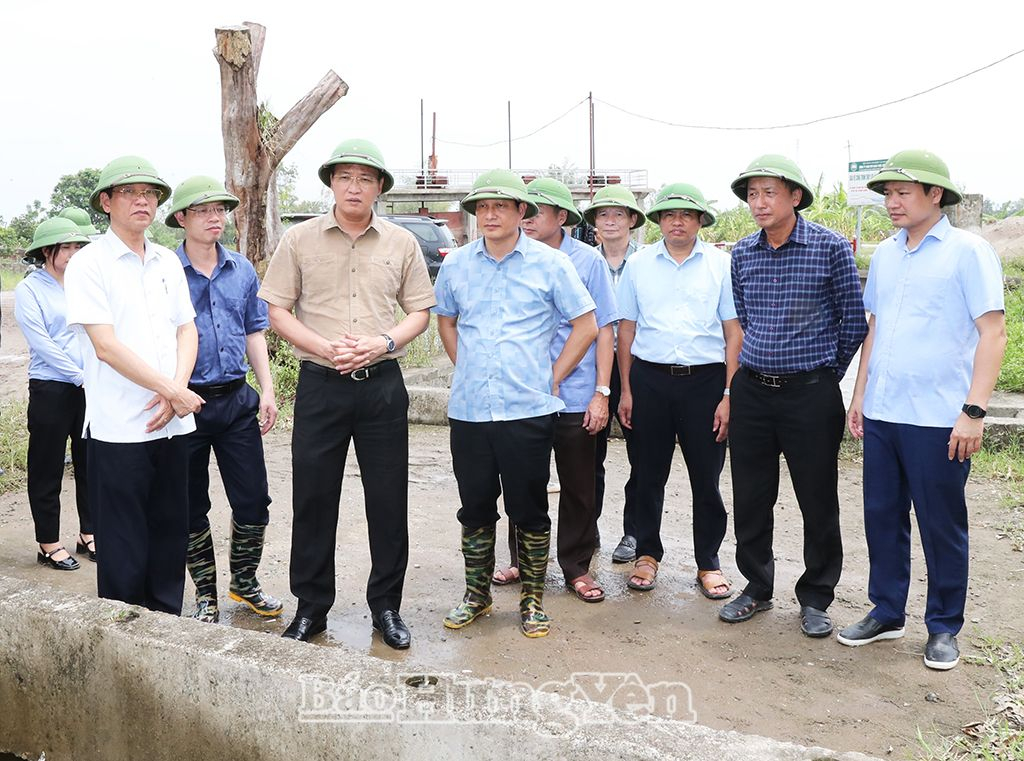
[259, 138, 435, 648]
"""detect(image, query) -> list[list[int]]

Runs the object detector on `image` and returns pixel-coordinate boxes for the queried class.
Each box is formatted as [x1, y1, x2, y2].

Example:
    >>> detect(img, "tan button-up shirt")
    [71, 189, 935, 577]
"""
[258, 210, 436, 367]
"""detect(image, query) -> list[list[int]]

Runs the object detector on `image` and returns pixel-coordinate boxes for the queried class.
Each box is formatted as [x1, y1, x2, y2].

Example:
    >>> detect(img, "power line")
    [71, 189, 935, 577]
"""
[596, 47, 1024, 131]
[436, 97, 588, 148]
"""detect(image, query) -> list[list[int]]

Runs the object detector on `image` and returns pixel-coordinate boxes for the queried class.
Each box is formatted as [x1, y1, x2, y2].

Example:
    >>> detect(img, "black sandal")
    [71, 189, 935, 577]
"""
[76, 535, 97, 562]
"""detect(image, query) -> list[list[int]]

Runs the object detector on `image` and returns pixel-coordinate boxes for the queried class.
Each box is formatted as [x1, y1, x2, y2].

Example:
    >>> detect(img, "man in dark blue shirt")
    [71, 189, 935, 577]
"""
[720, 155, 867, 638]
[167, 176, 282, 624]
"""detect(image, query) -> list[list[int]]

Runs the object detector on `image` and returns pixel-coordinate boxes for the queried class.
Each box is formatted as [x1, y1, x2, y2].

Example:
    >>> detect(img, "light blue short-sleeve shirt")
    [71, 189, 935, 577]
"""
[433, 232, 596, 422]
[549, 233, 619, 412]
[616, 238, 737, 365]
[863, 215, 1004, 428]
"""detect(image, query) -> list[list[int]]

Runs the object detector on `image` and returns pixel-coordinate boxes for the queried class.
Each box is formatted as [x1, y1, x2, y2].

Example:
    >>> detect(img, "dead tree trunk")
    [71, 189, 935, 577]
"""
[214, 22, 348, 264]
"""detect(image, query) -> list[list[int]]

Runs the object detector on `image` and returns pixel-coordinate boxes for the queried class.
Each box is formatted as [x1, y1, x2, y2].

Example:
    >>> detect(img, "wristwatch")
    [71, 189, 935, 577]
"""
[382, 334, 396, 353]
[962, 403, 987, 419]
[595, 385, 611, 397]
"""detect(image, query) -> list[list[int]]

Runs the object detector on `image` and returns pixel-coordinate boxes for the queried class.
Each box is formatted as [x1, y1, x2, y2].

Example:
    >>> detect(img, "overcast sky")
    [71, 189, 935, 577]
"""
[2, 0, 1023, 220]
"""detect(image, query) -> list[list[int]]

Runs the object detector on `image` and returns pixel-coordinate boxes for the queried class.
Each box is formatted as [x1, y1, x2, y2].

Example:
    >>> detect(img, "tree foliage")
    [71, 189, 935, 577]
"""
[277, 162, 328, 214]
[49, 168, 107, 231]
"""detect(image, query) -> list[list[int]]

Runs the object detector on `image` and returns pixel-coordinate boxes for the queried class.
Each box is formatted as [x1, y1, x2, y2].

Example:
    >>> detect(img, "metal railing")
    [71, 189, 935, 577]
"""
[389, 168, 649, 191]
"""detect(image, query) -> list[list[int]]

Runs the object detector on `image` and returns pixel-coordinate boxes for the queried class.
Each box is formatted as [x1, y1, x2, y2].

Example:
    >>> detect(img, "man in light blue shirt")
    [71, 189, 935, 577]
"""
[616, 184, 742, 601]
[842, 150, 1006, 671]
[585, 185, 645, 564]
[434, 169, 597, 638]
[506, 177, 619, 603]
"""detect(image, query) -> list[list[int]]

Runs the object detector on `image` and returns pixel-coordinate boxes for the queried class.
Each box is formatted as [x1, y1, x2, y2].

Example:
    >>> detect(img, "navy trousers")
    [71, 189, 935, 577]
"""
[186, 382, 271, 532]
[862, 418, 971, 635]
[88, 436, 189, 615]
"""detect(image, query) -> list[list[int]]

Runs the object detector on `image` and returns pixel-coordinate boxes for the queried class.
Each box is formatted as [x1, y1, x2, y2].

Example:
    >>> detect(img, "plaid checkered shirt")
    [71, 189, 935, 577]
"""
[731, 213, 867, 379]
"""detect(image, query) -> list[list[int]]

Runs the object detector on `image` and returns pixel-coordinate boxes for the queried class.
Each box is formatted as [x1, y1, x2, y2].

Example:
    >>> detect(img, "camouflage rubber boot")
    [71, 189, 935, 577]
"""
[227, 521, 284, 617]
[443, 525, 496, 629]
[517, 528, 551, 638]
[186, 528, 219, 624]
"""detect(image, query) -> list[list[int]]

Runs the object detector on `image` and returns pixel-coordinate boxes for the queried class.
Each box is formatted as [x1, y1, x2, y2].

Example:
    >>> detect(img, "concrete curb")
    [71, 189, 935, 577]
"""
[0, 575, 878, 761]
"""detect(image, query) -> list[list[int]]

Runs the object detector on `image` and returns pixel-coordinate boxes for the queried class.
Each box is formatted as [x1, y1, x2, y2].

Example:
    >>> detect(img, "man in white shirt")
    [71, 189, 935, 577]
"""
[65, 155, 204, 615]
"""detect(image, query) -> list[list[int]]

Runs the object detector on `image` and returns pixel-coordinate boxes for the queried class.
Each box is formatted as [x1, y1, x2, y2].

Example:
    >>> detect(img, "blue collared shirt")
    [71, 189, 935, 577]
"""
[434, 231, 596, 422]
[731, 213, 867, 378]
[863, 215, 1004, 428]
[176, 243, 269, 385]
[550, 233, 618, 412]
[617, 238, 738, 365]
[14, 269, 84, 385]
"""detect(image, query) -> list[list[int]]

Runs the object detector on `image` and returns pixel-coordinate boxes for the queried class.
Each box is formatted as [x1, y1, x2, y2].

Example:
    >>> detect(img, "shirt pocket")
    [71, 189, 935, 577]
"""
[299, 251, 340, 306]
[369, 253, 404, 296]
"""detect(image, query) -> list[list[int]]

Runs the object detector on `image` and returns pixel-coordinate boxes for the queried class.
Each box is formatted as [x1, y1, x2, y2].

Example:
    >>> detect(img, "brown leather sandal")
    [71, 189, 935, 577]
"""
[627, 555, 659, 591]
[696, 569, 732, 599]
[566, 574, 605, 603]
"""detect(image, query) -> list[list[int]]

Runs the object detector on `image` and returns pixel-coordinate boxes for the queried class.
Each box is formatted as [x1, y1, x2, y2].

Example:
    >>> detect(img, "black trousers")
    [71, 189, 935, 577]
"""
[290, 360, 409, 618]
[450, 415, 554, 533]
[594, 361, 637, 537]
[88, 436, 189, 615]
[26, 380, 89, 543]
[186, 382, 271, 532]
[729, 367, 845, 609]
[629, 360, 728, 568]
[502, 412, 597, 580]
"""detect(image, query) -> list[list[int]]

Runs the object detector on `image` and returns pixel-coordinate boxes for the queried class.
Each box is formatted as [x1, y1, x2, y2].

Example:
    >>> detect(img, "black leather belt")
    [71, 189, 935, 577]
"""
[301, 359, 396, 381]
[635, 358, 723, 376]
[742, 366, 834, 389]
[188, 377, 245, 398]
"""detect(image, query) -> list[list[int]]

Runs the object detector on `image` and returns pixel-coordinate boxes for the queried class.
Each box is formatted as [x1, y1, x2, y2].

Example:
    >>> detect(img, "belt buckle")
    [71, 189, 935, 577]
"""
[761, 373, 783, 389]
[350, 367, 370, 381]
[670, 365, 691, 377]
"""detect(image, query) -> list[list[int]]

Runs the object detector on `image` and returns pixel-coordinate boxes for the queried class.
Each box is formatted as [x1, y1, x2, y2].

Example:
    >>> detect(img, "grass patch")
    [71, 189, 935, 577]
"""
[0, 400, 29, 494]
[917, 637, 1024, 760]
[997, 275, 1024, 393]
[400, 313, 444, 369]
[1, 263, 24, 291]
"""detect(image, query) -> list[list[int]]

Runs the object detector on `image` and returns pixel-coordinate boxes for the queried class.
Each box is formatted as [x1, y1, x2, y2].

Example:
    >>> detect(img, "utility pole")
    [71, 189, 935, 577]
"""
[588, 91, 595, 200]
[507, 101, 512, 169]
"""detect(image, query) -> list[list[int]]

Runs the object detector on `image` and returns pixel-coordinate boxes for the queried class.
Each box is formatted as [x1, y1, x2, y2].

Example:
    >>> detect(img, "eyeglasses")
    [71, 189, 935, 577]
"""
[186, 206, 229, 218]
[112, 186, 162, 201]
[333, 174, 380, 190]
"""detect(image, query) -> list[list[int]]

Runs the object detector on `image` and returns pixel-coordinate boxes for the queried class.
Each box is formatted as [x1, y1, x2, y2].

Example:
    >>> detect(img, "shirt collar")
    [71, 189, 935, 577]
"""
[472, 230, 532, 262]
[894, 214, 951, 251]
[756, 212, 808, 250]
[322, 208, 382, 237]
[104, 228, 157, 262]
[654, 237, 710, 263]
[176, 241, 232, 273]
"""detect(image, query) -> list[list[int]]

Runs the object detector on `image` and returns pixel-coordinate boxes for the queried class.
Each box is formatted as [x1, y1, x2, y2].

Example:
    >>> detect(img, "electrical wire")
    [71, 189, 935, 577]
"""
[435, 97, 588, 148]
[596, 47, 1024, 131]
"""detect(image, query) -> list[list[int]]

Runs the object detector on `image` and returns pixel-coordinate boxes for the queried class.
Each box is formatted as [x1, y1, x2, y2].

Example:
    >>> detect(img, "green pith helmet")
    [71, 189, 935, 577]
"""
[460, 169, 539, 218]
[647, 183, 716, 227]
[25, 217, 91, 260]
[730, 154, 814, 211]
[57, 207, 100, 236]
[582, 185, 645, 229]
[317, 138, 394, 192]
[525, 177, 582, 227]
[89, 155, 171, 213]
[866, 149, 962, 206]
[165, 176, 240, 228]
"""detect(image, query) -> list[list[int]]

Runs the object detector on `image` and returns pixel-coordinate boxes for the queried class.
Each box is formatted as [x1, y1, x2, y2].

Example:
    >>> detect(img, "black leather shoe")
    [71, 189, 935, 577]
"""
[611, 535, 637, 564]
[837, 614, 905, 647]
[719, 593, 773, 623]
[800, 606, 834, 638]
[37, 547, 80, 571]
[281, 615, 327, 642]
[372, 609, 411, 650]
[924, 633, 960, 670]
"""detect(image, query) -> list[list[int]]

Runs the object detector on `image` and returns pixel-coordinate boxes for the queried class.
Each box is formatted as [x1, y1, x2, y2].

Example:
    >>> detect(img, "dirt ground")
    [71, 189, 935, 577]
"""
[1, 305, 1022, 759]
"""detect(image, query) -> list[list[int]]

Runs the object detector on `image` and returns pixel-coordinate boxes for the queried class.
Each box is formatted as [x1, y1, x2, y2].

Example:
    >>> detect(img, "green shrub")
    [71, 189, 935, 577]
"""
[0, 400, 29, 495]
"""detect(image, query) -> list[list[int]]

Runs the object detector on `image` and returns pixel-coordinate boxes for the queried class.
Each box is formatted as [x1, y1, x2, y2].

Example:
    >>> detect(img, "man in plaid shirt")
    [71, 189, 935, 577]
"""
[719, 155, 867, 638]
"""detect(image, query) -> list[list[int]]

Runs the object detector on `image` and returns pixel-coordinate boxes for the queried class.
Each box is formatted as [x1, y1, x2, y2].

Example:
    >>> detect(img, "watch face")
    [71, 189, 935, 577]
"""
[963, 404, 986, 419]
